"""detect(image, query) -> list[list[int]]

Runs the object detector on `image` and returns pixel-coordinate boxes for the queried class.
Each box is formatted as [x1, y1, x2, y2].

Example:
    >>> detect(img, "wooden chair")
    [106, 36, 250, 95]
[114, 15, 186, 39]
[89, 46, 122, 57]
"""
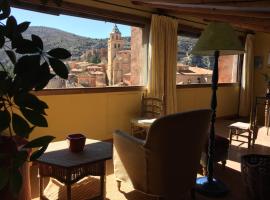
[228, 106, 258, 148]
[130, 93, 164, 138]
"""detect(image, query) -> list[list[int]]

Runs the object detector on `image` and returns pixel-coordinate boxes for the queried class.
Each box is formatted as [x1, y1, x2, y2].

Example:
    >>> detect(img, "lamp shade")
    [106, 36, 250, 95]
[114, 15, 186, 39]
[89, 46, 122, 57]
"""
[191, 22, 244, 56]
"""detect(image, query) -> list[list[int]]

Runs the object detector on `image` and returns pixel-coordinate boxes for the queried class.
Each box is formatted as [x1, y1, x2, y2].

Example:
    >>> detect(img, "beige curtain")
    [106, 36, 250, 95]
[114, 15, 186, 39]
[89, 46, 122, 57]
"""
[239, 34, 254, 117]
[147, 14, 178, 115]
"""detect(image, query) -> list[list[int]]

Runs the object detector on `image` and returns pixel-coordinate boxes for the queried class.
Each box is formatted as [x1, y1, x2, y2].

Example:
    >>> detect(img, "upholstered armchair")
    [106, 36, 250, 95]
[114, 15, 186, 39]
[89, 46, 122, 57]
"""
[113, 109, 211, 199]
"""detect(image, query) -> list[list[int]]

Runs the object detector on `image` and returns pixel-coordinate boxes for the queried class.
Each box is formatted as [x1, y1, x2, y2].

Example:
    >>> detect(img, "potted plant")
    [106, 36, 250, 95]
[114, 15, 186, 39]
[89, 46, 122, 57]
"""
[0, 0, 71, 199]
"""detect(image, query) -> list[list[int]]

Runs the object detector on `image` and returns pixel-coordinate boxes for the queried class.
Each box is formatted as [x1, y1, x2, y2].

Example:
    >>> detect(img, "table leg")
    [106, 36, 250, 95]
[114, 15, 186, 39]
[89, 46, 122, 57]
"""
[38, 167, 44, 200]
[100, 162, 106, 200]
[67, 184, 71, 200]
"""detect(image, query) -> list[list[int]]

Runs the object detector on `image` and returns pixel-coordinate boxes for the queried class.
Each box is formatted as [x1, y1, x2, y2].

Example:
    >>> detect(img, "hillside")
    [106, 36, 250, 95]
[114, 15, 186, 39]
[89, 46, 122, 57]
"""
[0, 26, 212, 68]
[24, 26, 109, 59]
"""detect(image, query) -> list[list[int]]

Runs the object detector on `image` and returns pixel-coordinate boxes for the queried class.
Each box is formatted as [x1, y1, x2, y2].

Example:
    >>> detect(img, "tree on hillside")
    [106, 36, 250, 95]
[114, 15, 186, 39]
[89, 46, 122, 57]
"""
[88, 55, 101, 64]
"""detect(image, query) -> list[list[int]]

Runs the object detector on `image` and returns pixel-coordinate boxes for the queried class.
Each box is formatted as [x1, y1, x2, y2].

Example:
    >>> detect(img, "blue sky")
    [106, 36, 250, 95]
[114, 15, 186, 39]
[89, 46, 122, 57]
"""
[10, 8, 131, 38]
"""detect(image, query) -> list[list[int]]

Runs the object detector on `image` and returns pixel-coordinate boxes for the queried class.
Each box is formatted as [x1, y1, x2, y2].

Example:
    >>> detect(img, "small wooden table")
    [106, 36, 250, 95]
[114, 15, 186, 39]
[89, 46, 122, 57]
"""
[36, 139, 112, 200]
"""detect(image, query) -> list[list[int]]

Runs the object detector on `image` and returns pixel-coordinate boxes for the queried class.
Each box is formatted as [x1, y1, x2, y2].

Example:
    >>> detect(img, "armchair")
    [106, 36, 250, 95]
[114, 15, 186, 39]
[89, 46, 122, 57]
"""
[114, 109, 211, 199]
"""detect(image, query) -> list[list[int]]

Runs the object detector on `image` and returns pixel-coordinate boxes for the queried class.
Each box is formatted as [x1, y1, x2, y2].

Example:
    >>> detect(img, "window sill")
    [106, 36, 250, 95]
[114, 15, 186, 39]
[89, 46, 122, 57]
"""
[33, 86, 146, 96]
[177, 82, 240, 89]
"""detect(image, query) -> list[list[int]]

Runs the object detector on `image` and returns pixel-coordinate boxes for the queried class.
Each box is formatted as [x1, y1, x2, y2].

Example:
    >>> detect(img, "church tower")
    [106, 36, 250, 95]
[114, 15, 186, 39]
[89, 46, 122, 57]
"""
[107, 24, 124, 85]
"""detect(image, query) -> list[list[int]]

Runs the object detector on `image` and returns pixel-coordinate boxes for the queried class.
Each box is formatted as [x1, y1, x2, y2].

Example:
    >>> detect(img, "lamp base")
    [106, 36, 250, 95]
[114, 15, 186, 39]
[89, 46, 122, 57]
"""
[195, 176, 229, 197]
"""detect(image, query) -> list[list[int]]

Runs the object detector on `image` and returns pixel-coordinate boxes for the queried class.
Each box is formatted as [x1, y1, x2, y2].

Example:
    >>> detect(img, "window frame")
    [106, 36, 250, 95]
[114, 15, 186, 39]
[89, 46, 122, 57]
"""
[177, 30, 242, 87]
[11, 1, 150, 93]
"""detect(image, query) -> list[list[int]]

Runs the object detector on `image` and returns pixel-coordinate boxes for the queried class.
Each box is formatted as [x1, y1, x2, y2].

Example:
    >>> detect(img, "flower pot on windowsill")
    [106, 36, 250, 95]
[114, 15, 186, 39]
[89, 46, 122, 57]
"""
[67, 134, 86, 153]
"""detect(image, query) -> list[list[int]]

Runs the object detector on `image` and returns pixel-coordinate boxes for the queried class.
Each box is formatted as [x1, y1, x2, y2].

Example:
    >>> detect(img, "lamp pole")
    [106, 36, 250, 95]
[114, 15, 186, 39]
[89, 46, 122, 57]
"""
[208, 50, 219, 182]
[195, 50, 228, 197]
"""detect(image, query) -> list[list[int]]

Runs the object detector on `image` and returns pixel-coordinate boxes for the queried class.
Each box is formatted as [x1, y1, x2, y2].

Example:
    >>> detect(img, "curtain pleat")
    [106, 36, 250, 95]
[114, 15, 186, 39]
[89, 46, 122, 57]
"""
[239, 34, 254, 117]
[147, 15, 178, 114]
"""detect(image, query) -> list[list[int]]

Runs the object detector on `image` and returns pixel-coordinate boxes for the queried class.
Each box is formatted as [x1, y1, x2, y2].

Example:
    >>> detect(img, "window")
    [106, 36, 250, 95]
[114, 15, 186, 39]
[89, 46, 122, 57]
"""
[177, 33, 239, 85]
[5, 8, 145, 89]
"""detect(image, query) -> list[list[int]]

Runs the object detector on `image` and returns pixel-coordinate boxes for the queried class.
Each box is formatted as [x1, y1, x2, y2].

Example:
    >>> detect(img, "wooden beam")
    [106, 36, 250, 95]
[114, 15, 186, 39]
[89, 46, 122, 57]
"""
[132, 0, 270, 9]
[162, 10, 270, 32]
[132, 1, 270, 19]
[131, 0, 268, 4]
[11, 0, 150, 27]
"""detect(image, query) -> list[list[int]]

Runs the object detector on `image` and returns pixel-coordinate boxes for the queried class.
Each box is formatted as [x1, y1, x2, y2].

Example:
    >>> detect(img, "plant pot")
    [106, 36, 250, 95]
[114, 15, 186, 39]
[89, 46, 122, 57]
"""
[241, 154, 270, 200]
[67, 134, 86, 153]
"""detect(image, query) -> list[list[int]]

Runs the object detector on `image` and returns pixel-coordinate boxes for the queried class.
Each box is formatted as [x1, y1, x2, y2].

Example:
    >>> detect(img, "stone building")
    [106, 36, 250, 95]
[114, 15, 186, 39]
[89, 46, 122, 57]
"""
[112, 50, 131, 85]
[107, 24, 125, 85]
[176, 63, 212, 84]
[130, 27, 143, 85]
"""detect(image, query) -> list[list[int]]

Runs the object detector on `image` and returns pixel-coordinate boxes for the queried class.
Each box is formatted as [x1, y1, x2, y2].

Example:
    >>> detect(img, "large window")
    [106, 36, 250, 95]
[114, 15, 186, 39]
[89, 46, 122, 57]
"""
[177, 33, 239, 85]
[4, 8, 145, 89]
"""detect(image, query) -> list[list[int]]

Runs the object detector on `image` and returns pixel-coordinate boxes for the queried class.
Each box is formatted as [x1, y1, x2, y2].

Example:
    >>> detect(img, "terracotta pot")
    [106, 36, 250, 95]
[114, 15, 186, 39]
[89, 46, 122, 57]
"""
[67, 134, 86, 153]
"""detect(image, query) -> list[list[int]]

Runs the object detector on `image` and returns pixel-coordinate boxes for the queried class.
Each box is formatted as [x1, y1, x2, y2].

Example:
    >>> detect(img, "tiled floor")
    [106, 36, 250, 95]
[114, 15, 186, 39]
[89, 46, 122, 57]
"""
[31, 119, 270, 200]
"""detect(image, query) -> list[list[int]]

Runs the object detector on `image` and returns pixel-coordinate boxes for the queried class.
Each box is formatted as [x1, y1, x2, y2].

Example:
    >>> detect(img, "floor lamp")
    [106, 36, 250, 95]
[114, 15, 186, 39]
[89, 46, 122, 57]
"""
[191, 22, 244, 197]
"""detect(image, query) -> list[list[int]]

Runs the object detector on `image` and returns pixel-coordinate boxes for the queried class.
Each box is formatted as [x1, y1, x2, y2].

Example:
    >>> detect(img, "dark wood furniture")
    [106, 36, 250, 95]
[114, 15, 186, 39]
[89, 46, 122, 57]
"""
[228, 101, 258, 148]
[200, 135, 229, 175]
[241, 154, 270, 200]
[255, 96, 270, 135]
[131, 93, 164, 138]
[36, 139, 112, 200]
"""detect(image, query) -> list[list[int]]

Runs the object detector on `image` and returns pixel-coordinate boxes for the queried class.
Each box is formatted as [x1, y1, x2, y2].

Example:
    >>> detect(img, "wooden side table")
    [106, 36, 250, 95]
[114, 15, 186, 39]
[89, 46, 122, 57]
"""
[36, 139, 112, 200]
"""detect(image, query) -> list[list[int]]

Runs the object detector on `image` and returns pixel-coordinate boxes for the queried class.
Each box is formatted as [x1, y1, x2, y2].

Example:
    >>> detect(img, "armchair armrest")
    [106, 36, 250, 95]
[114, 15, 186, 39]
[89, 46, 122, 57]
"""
[113, 130, 147, 191]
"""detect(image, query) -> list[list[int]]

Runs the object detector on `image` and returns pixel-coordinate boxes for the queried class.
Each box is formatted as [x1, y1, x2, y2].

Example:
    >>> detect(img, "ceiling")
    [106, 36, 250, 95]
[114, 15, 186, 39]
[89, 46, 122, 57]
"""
[131, 0, 270, 33]
[11, 0, 270, 33]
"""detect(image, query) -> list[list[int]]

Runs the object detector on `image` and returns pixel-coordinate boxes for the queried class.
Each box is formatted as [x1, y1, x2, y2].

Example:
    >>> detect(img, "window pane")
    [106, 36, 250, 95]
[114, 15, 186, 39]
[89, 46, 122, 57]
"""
[177, 34, 239, 85]
[6, 8, 145, 89]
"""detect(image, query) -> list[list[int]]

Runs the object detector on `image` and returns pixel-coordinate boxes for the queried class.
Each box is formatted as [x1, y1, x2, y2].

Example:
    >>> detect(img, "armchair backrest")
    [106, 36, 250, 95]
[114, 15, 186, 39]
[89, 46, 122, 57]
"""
[143, 109, 211, 197]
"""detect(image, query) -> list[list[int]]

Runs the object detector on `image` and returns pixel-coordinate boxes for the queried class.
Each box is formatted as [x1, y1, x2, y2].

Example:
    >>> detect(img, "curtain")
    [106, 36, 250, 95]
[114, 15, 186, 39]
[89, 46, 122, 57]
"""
[239, 34, 254, 117]
[147, 15, 178, 115]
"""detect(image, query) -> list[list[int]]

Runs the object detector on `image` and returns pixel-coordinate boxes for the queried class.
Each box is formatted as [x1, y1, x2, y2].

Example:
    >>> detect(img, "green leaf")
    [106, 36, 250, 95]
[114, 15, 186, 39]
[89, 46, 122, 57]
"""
[17, 21, 30, 33]
[32, 34, 43, 50]
[24, 135, 55, 148]
[30, 145, 48, 161]
[14, 92, 48, 113]
[0, 76, 12, 95]
[14, 55, 40, 75]
[12, 150, 28, 169]
[0, 0, 11, 20]
[0, 110, 11, 132]
[6, 16, 17, 38]
[48, 57, 69, 79]
[15, 39, 39, 54]
[48, 48, 71, 59]
[9, 169, 22, 198]
[0, 35, 4, 48]
[34, 62, 55, 91]
[20, 108, 48, 127]
[5, 50, 16, 64]
[12, 113, 33, 138]
[0, 167, 9, 190]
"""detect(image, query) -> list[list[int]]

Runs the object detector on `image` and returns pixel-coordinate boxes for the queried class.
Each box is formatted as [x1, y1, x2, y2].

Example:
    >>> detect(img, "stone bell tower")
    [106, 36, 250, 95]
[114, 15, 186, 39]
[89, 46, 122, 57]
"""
[107, 24, 124, 85]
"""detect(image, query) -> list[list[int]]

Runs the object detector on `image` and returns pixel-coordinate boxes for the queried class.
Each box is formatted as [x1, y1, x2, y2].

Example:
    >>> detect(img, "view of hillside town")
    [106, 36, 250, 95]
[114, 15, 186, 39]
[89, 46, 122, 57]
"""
[0, 22, 238, 89]
[0, 14, 238, 89]
[39, 24, 223, 89]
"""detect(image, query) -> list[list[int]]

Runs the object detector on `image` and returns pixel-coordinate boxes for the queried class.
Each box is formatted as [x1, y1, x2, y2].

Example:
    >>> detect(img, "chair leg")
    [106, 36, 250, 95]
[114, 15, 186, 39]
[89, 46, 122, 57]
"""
[191, 188, 196, 200]
[229, 129, 233, 145]
[116, 180, 121, 191]
[202, 166, 208, 176]
[221, 160, 226, 170]
[248, 132, 251, 148]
